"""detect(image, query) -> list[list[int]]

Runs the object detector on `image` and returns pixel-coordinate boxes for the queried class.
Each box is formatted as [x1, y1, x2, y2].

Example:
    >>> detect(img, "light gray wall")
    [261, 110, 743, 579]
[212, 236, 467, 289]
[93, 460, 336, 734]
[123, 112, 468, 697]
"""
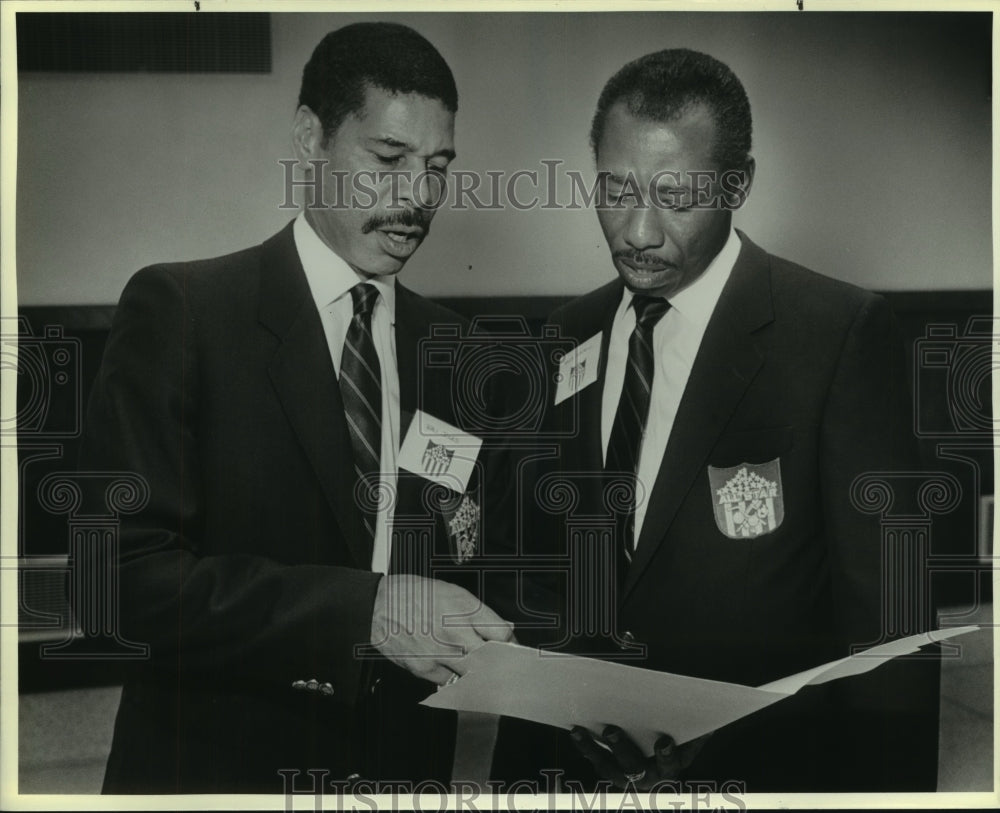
[15, 11, 991, 305]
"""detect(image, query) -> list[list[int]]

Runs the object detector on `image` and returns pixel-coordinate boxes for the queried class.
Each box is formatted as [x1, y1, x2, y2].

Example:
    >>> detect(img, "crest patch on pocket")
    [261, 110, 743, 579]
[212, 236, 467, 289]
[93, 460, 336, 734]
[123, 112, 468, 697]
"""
[708, 459, 784, 539]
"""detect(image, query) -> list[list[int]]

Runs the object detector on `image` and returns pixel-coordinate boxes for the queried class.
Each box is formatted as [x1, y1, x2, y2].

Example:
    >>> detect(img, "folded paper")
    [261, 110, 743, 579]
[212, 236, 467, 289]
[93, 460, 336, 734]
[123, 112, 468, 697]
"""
[422, 626, 979, 753]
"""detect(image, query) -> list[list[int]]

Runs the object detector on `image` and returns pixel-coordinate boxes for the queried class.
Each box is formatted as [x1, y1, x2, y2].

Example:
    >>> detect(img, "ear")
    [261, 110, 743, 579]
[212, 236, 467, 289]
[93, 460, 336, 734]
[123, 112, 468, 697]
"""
[741, 155, 756, 198]
[291, 105, 324, 167]
[722, 156, 756, 210]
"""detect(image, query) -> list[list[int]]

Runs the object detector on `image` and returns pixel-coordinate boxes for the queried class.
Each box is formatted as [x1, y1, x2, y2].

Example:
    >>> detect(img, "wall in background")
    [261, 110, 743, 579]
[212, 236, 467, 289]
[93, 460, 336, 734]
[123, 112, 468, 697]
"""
[15, 11, 991, 305]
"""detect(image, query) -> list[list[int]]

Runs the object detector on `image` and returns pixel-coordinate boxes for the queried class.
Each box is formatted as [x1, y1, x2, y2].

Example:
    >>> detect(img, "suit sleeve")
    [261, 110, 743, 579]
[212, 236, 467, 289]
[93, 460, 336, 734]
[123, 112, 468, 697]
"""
[820, 293, 940, 790]
[78, 266, 382, 705]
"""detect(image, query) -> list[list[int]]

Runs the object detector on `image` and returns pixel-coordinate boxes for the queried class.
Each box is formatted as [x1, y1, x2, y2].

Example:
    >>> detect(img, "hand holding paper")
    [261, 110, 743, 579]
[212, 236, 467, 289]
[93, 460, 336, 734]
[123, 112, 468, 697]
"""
[569, 725, 710, 790]
[370, 574, 514, 686]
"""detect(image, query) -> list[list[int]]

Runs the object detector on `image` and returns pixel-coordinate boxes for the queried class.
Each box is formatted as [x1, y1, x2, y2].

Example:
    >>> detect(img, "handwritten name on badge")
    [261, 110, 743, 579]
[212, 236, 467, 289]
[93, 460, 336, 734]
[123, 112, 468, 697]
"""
[554, 332, 602, 405]
[398, 410, 482, 493]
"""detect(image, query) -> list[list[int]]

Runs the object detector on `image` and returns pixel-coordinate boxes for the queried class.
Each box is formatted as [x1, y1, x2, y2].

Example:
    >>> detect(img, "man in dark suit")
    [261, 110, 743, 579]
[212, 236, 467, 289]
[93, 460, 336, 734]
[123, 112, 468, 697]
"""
[78, 22, 512, 793]
[495, 48, 939, 793]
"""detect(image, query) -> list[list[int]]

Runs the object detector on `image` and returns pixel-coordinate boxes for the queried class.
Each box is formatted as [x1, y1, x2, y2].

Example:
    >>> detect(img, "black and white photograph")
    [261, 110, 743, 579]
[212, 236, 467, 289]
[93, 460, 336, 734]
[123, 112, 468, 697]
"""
[1, 1, 995, 809]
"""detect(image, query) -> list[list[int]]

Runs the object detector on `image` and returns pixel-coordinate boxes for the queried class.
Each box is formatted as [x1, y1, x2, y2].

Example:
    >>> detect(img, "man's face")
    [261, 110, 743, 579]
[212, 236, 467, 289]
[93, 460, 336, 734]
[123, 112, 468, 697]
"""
[293, 86, 455, 278]
[595, 101, 748, 299]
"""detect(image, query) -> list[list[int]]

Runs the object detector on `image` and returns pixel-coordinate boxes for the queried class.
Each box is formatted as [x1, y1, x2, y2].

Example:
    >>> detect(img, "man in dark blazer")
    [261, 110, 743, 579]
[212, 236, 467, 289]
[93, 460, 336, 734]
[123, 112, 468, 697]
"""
[78, 23, 512, 793]
[495, 48, 939, 793]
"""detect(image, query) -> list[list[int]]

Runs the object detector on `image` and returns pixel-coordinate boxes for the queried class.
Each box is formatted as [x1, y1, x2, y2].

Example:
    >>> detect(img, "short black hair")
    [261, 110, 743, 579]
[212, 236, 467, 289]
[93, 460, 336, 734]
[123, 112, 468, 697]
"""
[299, 22, 458, 144]
[590, 48, 752, 170]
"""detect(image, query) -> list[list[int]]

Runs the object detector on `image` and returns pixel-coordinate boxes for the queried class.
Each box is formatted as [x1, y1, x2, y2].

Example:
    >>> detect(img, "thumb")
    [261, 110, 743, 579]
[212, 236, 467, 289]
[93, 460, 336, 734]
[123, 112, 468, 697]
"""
[470, 606, 515, 642]
[653, 735, 682, 779]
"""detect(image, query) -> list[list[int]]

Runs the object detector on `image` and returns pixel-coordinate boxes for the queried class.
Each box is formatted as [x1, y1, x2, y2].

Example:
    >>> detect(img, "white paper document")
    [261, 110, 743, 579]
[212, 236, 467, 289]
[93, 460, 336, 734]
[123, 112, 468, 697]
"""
[422, 626, 979, 753]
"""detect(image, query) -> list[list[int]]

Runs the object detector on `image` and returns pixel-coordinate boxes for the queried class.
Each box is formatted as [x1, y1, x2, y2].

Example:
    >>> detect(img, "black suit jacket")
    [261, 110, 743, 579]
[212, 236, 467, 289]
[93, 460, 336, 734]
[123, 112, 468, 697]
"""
[496, 232, 940, 792]
[79, 222, 492, 792]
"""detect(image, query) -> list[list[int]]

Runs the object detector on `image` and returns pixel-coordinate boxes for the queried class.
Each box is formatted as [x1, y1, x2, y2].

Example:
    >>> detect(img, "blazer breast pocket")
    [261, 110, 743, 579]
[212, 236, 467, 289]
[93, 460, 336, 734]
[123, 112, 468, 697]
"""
[709, 425, 794, 468]
[707, 426, 794, 540]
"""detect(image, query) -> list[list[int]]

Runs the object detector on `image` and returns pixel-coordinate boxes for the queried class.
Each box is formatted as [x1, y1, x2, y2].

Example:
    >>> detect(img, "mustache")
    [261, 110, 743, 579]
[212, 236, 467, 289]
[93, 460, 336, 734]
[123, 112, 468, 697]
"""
[361, 209, 432, 236]
[613, 249, 668, 268]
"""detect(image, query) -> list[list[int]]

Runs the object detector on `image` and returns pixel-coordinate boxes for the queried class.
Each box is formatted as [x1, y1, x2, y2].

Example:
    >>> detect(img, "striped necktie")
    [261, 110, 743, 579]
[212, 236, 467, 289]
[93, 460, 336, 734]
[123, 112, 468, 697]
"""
[605, 295, 670, 571]
[339, 282, 382, 551]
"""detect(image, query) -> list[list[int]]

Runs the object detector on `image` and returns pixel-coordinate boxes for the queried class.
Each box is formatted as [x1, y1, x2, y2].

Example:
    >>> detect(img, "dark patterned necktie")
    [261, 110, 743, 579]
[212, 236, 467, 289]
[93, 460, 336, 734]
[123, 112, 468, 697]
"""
[605, 295, 671, 573]
[339, 282, 382, 550]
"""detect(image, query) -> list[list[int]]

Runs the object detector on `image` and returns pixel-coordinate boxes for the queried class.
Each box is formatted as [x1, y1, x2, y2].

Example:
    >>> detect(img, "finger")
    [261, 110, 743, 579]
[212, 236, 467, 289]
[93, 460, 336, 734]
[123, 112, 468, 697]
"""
[602, 725, 648, 781]
[421, 663, 460, 686]
[469, 606, 515, 641]
[653, 734, 683, 779]
[432, 584, 512, 639]
[440, 653, 471, 677]
[436, 614, 512, 651]
[435, 625, 491, 656]
[387, 648, 464, 686]
[478, 617, 516, 642]
[569, 726, 624, 784]
[380, 626, 467, 662]
[427, 586, 509, 645]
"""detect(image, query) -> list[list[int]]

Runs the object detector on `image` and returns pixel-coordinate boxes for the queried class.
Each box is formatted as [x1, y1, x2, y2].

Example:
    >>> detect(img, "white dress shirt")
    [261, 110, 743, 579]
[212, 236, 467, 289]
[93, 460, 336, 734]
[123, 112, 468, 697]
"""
[294, 213, 400, 574]
[601, 228, 742, 546]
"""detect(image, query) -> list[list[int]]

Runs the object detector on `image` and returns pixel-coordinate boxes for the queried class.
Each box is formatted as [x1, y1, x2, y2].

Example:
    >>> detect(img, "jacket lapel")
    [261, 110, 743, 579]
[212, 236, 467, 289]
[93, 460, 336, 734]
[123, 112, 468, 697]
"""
[390, 286, 474, 570]
[259, 223, 371, 569]
[623, 233, 775, 599]
[554, 279, 622, 477]
[393, 283, 422, 425]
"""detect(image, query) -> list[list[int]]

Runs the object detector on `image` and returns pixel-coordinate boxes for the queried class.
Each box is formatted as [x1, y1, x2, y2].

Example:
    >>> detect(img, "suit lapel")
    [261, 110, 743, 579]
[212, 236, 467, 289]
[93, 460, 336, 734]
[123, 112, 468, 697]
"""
[393, 283, 422, 425]
[390, 286, 473, 571]
[259, 223, 371, 569]
[623, 233, 775, 599]
[554, 280, 622, 476]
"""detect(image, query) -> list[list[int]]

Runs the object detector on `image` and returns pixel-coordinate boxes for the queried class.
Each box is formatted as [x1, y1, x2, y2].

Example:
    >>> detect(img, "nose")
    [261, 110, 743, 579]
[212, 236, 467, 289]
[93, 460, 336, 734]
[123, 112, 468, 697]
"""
[394, 166, 444, 212]
[623, 202, 665, 251]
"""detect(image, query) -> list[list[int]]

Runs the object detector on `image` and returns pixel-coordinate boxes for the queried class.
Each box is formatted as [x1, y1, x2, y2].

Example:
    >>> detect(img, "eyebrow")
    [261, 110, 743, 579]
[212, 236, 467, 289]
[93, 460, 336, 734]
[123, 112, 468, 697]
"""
[367, 136, 456, 162]
[601, 172, 693, 192]
[601, 172, 650, 190]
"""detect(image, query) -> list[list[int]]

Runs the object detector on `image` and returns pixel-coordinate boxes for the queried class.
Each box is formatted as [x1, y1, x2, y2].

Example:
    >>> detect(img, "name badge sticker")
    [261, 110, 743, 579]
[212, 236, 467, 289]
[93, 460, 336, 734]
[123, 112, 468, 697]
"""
[399, 410, 482, 493]
[554, 332, 602, 405]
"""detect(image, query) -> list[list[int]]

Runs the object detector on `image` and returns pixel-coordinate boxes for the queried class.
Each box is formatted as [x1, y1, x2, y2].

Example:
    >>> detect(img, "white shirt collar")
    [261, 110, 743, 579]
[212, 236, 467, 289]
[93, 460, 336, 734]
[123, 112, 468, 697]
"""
[619, 226, 741, 332]
[293, 212, 397, 321]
